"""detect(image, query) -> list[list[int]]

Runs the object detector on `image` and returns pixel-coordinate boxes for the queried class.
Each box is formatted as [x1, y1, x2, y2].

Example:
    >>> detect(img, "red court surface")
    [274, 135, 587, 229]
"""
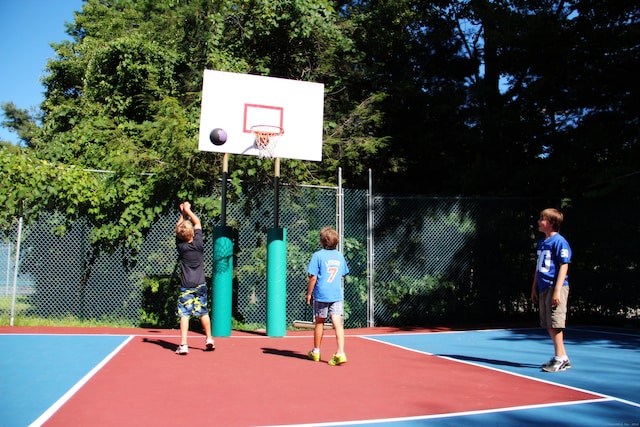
[3, 326, 602, 427]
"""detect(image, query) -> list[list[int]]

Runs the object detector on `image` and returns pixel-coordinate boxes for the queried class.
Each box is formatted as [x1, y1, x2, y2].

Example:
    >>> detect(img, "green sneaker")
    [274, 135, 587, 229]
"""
[328, 353, 347, 366]
[308, 350, 321, 362]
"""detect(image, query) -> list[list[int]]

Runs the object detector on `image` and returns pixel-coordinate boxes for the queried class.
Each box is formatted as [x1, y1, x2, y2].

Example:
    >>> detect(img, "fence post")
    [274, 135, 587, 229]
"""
[10, 211, 24, 326]
[367, 169, 375, 327]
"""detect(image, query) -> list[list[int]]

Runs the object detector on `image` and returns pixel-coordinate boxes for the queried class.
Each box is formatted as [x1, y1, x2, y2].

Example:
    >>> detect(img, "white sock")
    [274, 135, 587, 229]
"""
[312, 348, 320, 354]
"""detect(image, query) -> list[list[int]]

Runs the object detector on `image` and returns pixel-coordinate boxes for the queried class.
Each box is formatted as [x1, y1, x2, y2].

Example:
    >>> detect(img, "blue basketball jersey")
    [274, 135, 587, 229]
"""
[535, 233, 572, 292]
[307, 249, 349, 302]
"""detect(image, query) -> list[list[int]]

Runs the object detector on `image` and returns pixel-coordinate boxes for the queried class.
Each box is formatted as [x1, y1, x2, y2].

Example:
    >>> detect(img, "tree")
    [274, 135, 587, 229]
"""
[1, 0, 378, 251]
[339, 0, 639, 196]
[2, 0, 637, 236]
[1, 102, 40, 145]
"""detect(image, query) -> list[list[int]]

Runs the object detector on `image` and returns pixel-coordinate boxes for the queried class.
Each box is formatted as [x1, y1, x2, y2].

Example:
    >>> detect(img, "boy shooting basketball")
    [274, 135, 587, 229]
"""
[531, 208, 572, 372]
[174, 201, 214, 355]
[306, 227, 350, 365]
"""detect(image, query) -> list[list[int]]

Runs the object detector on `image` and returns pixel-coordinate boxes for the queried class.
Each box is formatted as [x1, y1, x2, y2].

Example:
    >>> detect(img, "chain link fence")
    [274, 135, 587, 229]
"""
[1, 182, 639, 329]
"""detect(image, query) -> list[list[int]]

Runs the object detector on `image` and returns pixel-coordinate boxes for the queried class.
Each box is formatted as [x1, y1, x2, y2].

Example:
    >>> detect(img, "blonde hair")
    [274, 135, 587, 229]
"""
[540, 208, 564, 232]
[176, 220, 195, 242]
[319, 227, 339, 250]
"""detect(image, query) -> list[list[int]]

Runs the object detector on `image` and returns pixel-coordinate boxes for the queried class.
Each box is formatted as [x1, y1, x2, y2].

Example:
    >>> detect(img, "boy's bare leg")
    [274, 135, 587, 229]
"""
[548, 327, 567, 357]
[314, 317, 324, 349]
[331, 314, 345, 355]
[200, 314, 212, 339]
[179, 316, 189, 345]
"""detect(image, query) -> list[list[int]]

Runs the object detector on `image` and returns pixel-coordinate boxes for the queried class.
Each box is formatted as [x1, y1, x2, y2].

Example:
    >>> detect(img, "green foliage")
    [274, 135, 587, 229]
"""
[342, 236, 368, 327]
[1, 102, 40, 145]
[140, 275, 180, 328]
[0, 0, 373, 255]
[0, 296, 135, 327]
[0, 149, 103, 229]
[376, 274, 458, 326]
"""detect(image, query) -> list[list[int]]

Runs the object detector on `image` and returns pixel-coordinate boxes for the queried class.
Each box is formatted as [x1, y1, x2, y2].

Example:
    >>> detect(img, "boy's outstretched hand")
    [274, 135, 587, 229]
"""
[179, 201, 191, 217]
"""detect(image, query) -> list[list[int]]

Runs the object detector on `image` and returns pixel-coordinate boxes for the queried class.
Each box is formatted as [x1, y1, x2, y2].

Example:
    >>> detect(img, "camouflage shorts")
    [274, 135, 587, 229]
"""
[176, 284, 209, 318]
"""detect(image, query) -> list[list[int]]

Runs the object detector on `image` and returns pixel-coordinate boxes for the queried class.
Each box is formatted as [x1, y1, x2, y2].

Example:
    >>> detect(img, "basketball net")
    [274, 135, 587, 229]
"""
[250, 125, 284, 159]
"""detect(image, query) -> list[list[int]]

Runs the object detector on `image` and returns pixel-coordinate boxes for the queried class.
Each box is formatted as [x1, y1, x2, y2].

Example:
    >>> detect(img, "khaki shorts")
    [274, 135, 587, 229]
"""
[539, 286, 570, 329]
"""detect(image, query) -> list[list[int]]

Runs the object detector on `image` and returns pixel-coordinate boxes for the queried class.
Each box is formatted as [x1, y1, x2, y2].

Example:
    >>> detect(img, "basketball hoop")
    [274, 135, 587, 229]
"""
[250, 125, 284, 159]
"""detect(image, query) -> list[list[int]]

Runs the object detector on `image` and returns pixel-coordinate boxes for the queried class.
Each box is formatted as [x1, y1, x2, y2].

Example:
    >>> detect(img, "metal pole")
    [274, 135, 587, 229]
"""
[367, 169, 375, 327]
[10, 206, 24, 326]
[337, 167, 344, 252]
[221, 153, 229, 226]
[273, 158, 280, 228]
[212, 152, 233, 336]
[5, 242, 10, 296]
[266, 227, 286, 336]
[266, 156, 285, 336]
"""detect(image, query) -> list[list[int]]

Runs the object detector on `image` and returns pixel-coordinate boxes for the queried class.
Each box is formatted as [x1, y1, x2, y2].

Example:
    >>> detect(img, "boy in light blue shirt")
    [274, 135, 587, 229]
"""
[306, 227, 349, 365]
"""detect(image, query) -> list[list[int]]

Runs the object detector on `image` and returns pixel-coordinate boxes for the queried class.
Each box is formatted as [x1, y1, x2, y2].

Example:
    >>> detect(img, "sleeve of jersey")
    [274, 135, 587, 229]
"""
[555, 239, 572, 264]
[307, 253, 319, 276]
[194, 229, 204, 249]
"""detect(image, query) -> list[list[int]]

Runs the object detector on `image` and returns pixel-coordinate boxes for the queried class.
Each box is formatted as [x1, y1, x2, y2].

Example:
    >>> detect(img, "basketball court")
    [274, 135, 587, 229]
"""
[3, 72, 637, 426]
[1, 326, 638, 426]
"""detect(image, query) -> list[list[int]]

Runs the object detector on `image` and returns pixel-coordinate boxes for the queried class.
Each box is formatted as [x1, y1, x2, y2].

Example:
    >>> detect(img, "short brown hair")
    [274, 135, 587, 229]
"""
[540, 208, 564, 232]
[319, 227, 339, 250]
[176, 220, 195, 242]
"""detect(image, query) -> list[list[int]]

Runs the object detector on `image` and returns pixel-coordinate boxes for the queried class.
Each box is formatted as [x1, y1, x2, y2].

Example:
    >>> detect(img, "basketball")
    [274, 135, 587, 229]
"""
[209, 128, 228, 146]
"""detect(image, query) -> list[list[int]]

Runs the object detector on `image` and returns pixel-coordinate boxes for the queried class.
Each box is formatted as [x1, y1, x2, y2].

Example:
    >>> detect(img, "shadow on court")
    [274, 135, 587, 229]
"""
[439, 354, 541, 369]
[261, 347, 309, 361]
[141, 337, 178, 352]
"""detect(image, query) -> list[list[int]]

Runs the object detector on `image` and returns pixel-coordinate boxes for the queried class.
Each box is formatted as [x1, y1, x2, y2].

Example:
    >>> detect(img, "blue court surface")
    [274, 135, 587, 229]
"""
[361, 327, 640, 426]
[0, 334, 132, 427]
[0, 327, 638, 427]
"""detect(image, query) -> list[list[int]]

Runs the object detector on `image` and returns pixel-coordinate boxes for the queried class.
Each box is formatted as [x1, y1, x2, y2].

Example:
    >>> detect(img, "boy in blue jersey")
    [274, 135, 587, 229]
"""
[306, 227, 350, 365]
[531, 208, 572, 372]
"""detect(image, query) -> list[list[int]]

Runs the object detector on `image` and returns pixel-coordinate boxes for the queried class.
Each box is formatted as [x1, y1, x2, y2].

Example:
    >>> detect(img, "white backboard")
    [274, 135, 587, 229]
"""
[198, 70, 324, 161]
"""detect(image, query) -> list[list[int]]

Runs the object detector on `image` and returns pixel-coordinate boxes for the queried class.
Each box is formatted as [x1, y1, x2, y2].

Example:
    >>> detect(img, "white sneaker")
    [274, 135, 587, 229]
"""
[542, 358, 570, 372]
[175, 344, 189, 355]
[205, 338, 215, 351]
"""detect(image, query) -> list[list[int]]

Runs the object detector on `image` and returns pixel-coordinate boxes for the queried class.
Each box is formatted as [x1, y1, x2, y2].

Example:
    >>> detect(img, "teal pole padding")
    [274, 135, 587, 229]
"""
[266, 227, 287, 337]
[212, 226, 234, 337]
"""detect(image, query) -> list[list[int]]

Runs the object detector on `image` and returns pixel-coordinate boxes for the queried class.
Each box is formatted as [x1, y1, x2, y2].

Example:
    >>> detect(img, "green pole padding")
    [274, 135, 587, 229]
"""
[266, 227, 287, 337]
[212, 226, 234, 337]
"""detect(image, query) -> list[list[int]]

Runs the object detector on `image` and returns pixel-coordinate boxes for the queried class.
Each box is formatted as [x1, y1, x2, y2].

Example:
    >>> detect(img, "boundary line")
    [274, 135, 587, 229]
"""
[28, 335, 134, 427]
[258, 397, 613, 427]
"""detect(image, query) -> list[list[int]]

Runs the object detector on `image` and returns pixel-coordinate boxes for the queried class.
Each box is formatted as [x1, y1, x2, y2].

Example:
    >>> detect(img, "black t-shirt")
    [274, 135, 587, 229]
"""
[176, 228, 205, 288]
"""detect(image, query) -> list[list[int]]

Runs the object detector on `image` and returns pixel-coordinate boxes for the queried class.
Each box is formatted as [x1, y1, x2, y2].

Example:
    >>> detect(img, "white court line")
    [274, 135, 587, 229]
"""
[360, 332, 640, 409]
[28, 335, 135, 427]
[257, 397, 613, 427]
[259, 328, 635, 427]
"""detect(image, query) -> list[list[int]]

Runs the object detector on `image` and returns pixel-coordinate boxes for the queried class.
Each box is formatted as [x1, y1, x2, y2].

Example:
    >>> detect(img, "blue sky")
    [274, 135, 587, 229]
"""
[0, 0, 84, 144]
